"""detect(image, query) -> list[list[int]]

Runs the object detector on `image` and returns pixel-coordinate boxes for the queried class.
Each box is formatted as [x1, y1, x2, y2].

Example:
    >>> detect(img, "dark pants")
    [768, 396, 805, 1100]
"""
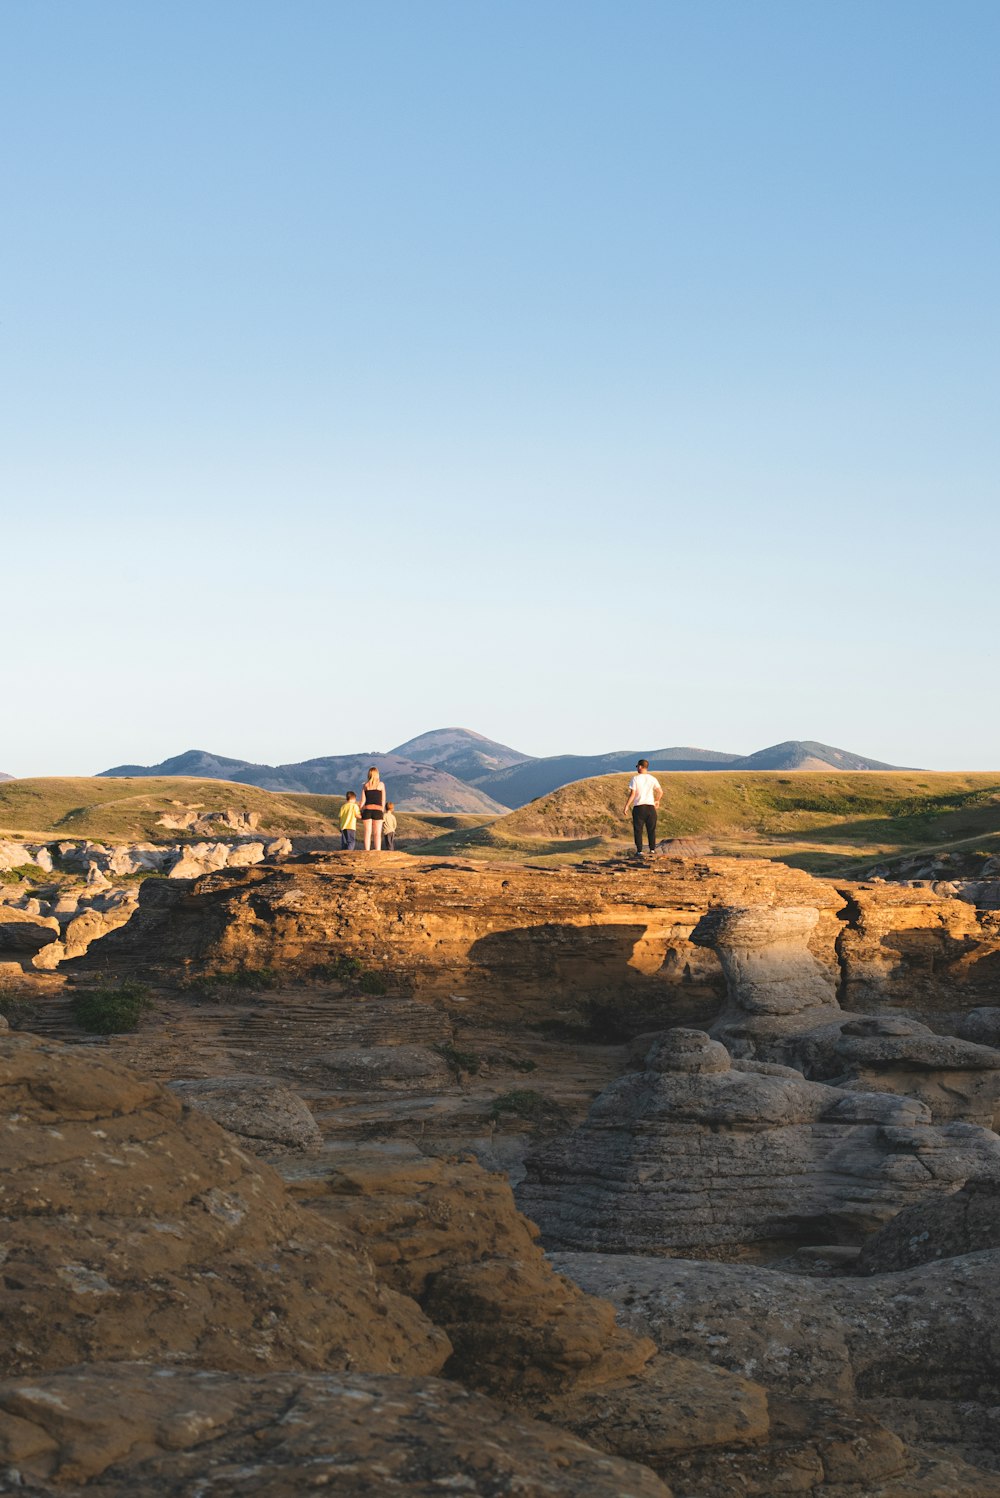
[384, 832, 396, 850]
[632, 805, 657, 852]
[341, 829, 356, 850]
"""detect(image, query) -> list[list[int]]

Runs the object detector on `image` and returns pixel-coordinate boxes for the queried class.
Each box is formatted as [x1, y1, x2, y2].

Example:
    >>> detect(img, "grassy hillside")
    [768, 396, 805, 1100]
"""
[409, 771, 1000, 874]
[0, 778, 497, 845]
[0, 778, 341, 841]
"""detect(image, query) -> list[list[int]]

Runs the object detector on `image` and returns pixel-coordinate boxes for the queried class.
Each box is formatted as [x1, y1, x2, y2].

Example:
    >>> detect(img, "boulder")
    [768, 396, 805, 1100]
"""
[168, 1076, 324, 1155]
[316, 1044, 453, 1091]
[0, 1032, 449, 1377]
[50, 893, 81, 923]
[517, 1029, 1000, 1254]
[0, 841, 33, 872]
[61, 901, 138, 961]
[0, 907, 61, 952]
[856, 1177, 1000, 1273]
[266, 835, 293, 857]
[168, 851, 212, 879]
[956, 1007, 1000, 1047]
[31, 940, 67, 971]
[226, 840, 266, 867]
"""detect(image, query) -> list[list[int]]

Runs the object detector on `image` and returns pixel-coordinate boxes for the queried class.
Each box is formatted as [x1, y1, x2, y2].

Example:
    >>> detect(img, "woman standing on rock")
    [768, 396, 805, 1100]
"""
[360, 766, 387, 851]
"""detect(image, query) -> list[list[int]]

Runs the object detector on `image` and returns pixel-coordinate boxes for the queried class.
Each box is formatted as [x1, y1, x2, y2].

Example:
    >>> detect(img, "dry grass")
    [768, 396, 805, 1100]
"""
[0, 777, 338, 842]
[409, 770, 1000, 875]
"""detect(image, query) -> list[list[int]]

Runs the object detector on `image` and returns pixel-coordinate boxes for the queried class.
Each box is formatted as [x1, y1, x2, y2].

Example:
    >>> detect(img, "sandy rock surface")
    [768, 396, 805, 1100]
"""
[0, 1032, 448, 1377]
[0, 1364, 672, 1497]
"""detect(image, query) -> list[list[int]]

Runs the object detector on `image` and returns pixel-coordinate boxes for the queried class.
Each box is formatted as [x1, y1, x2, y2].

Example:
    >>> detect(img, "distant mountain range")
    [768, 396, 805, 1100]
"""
[96, 730, 909, 813]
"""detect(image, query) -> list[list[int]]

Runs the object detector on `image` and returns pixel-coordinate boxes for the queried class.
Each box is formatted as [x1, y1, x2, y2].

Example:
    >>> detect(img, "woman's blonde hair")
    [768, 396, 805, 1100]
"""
[365, 766, 381, 787]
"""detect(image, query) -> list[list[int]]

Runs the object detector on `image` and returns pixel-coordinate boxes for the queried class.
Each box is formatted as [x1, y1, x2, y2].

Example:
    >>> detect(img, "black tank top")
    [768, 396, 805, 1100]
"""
[363, 785, 384, 809]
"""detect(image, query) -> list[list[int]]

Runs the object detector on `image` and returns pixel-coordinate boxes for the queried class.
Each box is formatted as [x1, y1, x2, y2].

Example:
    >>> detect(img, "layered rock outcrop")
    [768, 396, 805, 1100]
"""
[692, 903, 1000, 1127]
[284, 1142, 771, 1475]
[836, 881, 1000, 1017]
[67, 855, 847, 1031]
[555, 1249, 1000, 1495]
[517, 1029, 1000, 1253]
[0, 1033, 448, 1376]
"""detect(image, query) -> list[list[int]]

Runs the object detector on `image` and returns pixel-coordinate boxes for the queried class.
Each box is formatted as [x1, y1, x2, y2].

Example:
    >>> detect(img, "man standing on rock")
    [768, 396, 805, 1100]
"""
[624, 759, 662, 858]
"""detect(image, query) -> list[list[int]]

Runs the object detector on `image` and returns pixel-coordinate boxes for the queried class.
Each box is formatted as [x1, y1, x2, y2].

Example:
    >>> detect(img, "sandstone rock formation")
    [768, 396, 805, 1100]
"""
[517, 1029, 1000, 1253]
[284, 1142, 774, 1477]
[0, 906, 61, 952]
[691, 904, 839, 1019]
[692, 903, 1000, 1127]
[856, 1176, 1000, 1273]
[554, 1249, 1000, 1495]
[0, 1032, 448, 1377]
[0, 1365, 671, 1497]
[67, 855, 847, 1032]
[836, 880, 1000, 1017]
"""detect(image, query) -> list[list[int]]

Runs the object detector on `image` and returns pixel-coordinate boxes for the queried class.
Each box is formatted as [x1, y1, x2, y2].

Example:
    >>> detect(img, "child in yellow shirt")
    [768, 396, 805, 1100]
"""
[339, 791, 362, 850]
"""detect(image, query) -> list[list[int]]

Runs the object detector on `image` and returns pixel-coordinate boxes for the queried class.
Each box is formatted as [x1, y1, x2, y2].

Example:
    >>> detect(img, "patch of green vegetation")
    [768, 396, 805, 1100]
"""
[181, 965, 283, 1000]
[307, 954, 390, 995]
[71, 978, 152, 1034]
[310, 955, 363, 982]
[0, 992, 34, 1026]
[358, 970, 388, 996]
[0, 863, 48, 885]
[435, 1042, 482, 1077]
[489, 1089, 565, 1125]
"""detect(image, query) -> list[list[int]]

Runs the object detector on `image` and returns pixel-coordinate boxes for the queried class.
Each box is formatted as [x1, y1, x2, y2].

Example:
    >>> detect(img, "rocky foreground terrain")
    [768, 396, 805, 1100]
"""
[3, 847, 1000, 1494]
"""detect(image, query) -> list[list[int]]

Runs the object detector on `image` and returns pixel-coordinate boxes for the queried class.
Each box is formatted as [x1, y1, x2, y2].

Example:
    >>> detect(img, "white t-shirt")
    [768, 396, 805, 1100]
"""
[629, 772, 661, 807]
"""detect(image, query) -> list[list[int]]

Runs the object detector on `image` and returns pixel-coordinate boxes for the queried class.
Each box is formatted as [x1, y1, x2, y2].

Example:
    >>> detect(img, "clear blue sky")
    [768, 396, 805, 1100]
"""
[3, 1, 998, 774]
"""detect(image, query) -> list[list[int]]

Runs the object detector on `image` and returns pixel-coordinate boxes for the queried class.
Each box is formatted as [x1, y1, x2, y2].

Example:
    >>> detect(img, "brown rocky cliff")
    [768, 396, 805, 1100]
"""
[72, 855, 846, 1032]
[0, 1033, 448, 1377]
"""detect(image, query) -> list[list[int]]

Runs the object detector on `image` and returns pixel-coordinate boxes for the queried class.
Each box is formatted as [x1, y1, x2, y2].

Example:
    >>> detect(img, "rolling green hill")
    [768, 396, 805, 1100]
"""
[0, 777, 494, 846]
[0, 778, 339, 841]
[409, 771, 1000, 874]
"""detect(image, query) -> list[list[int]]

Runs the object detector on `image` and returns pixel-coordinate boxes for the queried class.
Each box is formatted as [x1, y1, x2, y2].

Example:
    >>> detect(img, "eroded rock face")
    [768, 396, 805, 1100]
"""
[856, 1177, 1000, 1273]
[691, 904, 840, 1017]
[837, 882, 1000, 1018]
[0, 1365, 671, 1498]
[67, 855, 847, 1032]
[517, 1029, 1000, 1254]
[691, 903, 1000, 1128]
[0, 1033, 448, 1377]
[285, 1143, 656, 1401]
[553, 1250, 1000, 1495]
[282, 1142, 775, 1478]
